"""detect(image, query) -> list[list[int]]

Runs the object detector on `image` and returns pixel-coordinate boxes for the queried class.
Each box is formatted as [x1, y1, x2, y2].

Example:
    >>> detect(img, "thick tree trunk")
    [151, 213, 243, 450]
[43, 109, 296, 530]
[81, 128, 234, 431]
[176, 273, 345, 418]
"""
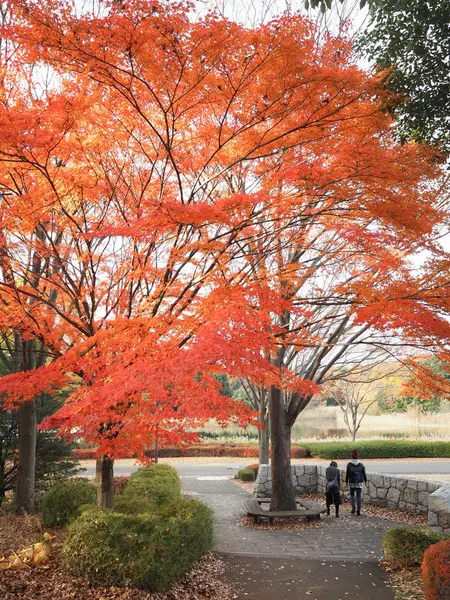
[15, 399, 37, 514]
[269, 385, 296, 511]
[258, 410, 269, 465]
[96, 455, 114, 509]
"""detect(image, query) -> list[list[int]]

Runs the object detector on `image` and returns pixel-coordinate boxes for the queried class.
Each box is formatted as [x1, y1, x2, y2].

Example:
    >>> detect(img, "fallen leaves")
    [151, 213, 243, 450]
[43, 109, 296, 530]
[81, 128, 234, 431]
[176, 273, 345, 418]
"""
[381, 562, 425, 600]
[0, 512, 44, 553]
[0, 551, 233, 600]
[0, 532, 55, 570]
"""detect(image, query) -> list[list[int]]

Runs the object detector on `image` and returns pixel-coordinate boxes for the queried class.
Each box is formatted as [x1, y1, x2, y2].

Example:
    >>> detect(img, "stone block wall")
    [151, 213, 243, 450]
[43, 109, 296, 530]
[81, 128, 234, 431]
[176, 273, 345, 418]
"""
[429, 487, 450, 533]
[254, 464, 317, 497]
[254, 463, 450, 530]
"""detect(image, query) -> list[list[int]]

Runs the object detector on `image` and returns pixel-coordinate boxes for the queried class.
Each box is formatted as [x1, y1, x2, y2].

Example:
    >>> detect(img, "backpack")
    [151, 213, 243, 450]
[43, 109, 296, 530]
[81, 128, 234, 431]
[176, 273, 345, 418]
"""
[327, 477, 339, 493]
[352, 469, 363, 484]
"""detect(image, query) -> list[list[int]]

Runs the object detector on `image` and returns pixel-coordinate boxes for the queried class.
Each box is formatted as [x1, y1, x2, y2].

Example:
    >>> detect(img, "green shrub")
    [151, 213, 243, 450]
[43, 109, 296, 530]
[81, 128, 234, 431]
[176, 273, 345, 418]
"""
[123, 464, 181, 508]
[42, 479, 96, 527]
[422, 539, 450, 600]
[236, 468, 256, 482]
[382, 528, 450, 568]
[301, 440, 450, 460]
[78, 503, 97, 515]
[113, 495, 154, 515]
[245, 464, 259, 477]
[63, 497, 213, 591]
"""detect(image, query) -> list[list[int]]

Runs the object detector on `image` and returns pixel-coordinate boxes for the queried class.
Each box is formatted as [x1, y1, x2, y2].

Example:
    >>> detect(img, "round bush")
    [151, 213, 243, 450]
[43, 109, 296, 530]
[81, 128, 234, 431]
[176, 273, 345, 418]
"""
[42, 479, 96, 527]
[423, 539, 450, 600]
[64, 497, 213, 591]
[114, 495, 154, 515]
[245, 464, 259, 477]
[382, 528, 450, 568]
[236, 468, 256, 482]
[123, 464, 181, 508]
[291, 446, 307, 458]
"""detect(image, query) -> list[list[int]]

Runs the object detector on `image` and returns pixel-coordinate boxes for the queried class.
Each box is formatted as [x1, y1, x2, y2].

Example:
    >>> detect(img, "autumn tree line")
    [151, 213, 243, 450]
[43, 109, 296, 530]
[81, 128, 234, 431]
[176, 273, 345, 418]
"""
[0, 0, 449, 513]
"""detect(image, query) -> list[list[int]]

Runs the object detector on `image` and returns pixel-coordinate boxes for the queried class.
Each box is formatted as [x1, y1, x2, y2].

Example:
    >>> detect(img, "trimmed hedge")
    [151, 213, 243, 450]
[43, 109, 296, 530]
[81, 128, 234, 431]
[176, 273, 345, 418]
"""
[236, 468, 256, 482]
[382, 528, 450, 568]
[423, 539, 450, 600]
[74, 440, 450, 461]
[301, 440, 450, 460]
[123, 464, 181, 508]
[63, 498, 213, 591]
[42, 479, 96, 527]
[73, 444, 308, 459]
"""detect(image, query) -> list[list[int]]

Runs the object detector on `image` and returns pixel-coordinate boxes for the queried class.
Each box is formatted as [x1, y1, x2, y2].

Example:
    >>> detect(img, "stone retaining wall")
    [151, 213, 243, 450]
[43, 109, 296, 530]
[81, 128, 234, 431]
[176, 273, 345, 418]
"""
[429, 487, 450, 533]
[254, 463, 450, 531]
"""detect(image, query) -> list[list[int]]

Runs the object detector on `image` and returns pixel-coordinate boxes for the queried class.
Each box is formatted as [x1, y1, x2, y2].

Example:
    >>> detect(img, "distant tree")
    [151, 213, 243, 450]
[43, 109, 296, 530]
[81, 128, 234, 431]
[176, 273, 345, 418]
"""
[360, 0, 450, 153]
[309, 0, 450, 154]
[391, 357, 450, 414]
[327, 378, 381, 441]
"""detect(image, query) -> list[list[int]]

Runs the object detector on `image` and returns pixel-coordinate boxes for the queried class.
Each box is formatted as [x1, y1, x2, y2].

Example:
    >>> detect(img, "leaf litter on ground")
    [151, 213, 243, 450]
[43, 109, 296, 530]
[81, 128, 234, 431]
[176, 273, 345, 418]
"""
[235, 481, 427, 530]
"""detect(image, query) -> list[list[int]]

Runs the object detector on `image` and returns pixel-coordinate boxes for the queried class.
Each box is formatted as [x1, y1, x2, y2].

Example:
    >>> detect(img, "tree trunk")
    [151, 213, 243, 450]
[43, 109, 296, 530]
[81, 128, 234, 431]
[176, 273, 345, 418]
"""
[258, 410, 269, 465]
[15, 399, 37, 514]
[269, 385, 296, 511]
[0, 459, 5, 505]
[96, 455, 114, 509]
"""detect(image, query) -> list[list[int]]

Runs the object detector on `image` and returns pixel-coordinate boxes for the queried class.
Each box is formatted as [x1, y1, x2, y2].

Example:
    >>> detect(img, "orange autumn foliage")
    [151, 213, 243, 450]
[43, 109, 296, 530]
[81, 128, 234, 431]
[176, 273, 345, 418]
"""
[0, 1, 448, 459]
[422, 540, 450, 600]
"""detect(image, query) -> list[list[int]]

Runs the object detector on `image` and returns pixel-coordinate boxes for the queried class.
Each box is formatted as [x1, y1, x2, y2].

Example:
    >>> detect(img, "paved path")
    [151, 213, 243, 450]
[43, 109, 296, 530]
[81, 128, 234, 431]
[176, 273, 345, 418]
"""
[221, 555, 394, 600]
[182, 473, 398, 560]
[181, 471, 397, 598]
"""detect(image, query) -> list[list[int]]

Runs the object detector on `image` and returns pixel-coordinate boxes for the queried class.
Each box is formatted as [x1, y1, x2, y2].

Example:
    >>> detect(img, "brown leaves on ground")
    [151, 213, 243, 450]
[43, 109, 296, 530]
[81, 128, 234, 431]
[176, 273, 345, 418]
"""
[381, 562, 425, 600]
[235, 485, 428, 530]
[240, 515, 323, 531]
[0, 512, 45, 553]
[0, 533, 54, 571]
[0, 550, 232, 600]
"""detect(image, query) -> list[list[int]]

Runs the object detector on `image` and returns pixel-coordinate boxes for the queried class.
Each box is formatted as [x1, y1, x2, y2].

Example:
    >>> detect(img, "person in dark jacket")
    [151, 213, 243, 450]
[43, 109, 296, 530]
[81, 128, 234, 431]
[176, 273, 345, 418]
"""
[345, 449, 367, 516]
[325, 460, 341, 517]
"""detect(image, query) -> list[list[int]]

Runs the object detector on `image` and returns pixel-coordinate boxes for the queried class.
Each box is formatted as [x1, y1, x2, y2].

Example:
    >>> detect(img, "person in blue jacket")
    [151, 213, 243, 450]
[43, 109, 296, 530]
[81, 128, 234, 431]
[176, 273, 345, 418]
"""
[345, 449, 367, 516]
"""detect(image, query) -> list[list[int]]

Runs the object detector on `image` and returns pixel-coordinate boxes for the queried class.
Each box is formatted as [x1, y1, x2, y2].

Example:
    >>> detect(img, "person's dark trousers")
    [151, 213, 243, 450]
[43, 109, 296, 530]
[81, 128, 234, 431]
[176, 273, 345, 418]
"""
[349, 487, 362, 514]
[326, 491, 340, 517]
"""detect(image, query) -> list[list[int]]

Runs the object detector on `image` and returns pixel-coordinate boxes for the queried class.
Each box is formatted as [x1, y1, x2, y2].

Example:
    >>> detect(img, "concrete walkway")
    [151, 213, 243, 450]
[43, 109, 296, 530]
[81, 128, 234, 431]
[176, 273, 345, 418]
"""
[181, 474, 397, 599]
[181, 474, 400, 560]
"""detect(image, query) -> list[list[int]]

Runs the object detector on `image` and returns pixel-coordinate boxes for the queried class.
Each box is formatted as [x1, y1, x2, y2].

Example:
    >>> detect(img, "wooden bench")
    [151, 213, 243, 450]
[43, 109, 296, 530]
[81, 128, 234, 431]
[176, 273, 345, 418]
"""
[242, 498, 320, 524]
[255, 497, 326, 515]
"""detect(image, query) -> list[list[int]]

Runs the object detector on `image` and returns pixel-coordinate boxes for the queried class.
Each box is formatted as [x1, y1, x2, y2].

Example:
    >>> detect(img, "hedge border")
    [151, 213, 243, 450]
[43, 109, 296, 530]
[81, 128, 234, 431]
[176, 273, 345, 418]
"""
[73, 440, 450, 460]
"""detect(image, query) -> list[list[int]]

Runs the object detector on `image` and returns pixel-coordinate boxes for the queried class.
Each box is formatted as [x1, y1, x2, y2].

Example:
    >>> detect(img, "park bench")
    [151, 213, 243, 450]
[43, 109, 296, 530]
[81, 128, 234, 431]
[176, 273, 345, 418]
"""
[242, 497, 323, 524]
[256, 497, 326, 514]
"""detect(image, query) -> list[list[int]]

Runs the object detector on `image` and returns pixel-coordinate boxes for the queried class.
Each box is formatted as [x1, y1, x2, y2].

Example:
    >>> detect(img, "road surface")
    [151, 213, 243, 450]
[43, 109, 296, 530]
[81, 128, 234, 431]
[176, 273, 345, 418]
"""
[79, 457, 450, 481]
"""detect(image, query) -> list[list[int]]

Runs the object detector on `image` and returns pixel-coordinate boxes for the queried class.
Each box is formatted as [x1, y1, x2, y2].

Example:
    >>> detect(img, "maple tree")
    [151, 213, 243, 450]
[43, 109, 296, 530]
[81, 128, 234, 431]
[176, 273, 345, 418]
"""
[0, 0, 448, 512]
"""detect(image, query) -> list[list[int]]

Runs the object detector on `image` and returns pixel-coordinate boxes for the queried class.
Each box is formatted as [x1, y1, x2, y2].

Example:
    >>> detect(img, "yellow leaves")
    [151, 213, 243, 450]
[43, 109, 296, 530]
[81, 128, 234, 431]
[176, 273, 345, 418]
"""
[0, 532, 55, 571]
